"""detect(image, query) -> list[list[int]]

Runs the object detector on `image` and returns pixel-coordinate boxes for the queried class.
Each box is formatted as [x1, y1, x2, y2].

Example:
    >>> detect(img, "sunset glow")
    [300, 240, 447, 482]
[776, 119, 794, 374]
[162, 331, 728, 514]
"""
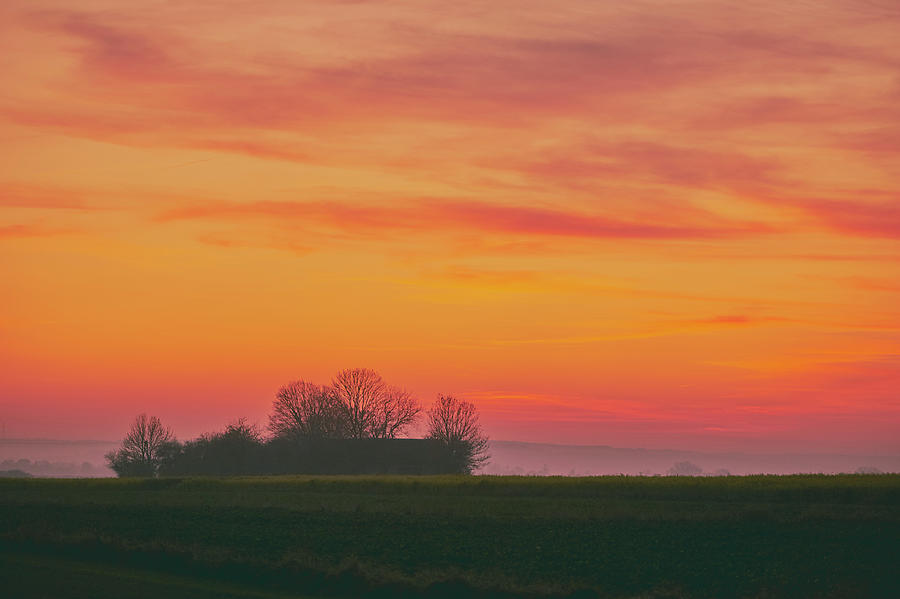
[1, 0, 898, 452]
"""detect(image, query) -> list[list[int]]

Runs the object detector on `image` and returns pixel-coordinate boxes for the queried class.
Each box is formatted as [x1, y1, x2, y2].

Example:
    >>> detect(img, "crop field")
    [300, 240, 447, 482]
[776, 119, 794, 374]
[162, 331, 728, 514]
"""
[1, 475, 898, 598]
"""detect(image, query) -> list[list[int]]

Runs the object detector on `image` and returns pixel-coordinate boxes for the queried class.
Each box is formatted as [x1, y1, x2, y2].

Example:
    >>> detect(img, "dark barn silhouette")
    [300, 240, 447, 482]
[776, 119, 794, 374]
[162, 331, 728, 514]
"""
[162, 438, 460, 476]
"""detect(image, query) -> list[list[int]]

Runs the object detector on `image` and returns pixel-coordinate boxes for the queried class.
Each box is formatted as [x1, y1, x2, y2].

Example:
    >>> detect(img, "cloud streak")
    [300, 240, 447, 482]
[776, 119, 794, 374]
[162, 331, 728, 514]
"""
[788, 197, 900, 239]
[0, 184, 96, 210]
[0, 224, 72, 239]
[9, 5, 898, 141]
[159, 198, 773, 242]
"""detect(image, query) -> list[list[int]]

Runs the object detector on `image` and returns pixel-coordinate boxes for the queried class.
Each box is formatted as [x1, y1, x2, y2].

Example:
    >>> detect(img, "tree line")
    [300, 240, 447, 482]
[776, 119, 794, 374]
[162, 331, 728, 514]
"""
[106, 368, 489, 477]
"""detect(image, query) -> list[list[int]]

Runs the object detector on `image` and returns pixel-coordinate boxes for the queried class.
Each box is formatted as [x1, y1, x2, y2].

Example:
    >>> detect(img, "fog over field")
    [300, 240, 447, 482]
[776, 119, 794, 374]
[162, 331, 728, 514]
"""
[0, 439, 117, 477]
[484, 441, 900, 476]
[3, 438, 897, 478]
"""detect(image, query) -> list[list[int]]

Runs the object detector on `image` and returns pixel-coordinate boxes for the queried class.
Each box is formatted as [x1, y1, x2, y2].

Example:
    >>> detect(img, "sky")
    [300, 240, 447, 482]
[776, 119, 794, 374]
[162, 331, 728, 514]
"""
[1, 0, 898, 454]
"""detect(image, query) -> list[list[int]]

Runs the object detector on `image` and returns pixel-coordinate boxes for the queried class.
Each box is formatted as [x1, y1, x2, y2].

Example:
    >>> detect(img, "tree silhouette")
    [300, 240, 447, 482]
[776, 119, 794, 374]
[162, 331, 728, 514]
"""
[105, 413, 178, 477]
[372, 386, 421, 439]
[426, 394, 489, 474]
[331, 368, 421, 439]
[162, 418, 263, 476]
[269, 380, 348, 439]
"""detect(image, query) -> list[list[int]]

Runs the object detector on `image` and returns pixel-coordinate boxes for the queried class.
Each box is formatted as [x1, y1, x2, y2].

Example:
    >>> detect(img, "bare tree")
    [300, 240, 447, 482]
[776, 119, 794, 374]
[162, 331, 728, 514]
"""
[332, 368, 385, 438]
[372, 386, 422, 439]
[426, 395, 489, 474]
[105, 413, 178, 477]
[331, 368, 421, 439]
[269, 380, 348, 439]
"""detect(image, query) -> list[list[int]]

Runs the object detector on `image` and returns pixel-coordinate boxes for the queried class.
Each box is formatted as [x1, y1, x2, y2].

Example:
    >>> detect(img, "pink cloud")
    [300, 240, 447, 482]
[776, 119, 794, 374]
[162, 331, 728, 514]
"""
[0, 224, 72, 238]
[691, 96, 857, 130]
[849, 277, 900, 292]
[158, 198, 773, 242]
[788, 197, 900, 238]
[13, 7, 898, 140]
[192, 140, 312, 163]
[52, 12, 178, 82]
[685, 315, 792, 326]
[503, 140, 780, 193]
[195, 232, 314, 255]
[432, 200, 771, 239]
[3, 5, 897, 245]
[843, 127, 900, 154]
[0, 184, 91, 209]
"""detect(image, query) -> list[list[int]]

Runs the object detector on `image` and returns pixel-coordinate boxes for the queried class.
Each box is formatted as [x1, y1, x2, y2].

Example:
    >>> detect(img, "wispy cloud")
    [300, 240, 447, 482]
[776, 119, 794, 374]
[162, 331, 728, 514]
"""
[195, 232, 314, 255]
[51, 11, 178, 81]
[158, 198, 773, 242]
[9, 6, 898, 149]
[0, 183, 97, 210]
[492, 140, 781, 194]
[0, 224, 73, 239]
[788, 197, 900, 239]
[686, 314, 791, 326]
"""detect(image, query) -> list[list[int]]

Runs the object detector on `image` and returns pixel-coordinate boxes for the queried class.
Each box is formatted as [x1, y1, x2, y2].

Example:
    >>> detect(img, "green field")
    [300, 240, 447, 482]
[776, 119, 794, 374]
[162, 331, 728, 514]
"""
[2, 475, 898, 598]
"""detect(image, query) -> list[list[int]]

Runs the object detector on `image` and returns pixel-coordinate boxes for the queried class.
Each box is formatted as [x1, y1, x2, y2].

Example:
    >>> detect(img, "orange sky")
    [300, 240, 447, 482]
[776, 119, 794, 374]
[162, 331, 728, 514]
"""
[1, 0, 898, 453]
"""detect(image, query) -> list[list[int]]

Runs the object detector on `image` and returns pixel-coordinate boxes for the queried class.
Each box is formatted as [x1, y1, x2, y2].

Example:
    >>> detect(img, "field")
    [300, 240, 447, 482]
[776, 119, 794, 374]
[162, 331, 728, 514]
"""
[2, 475, 898, 598]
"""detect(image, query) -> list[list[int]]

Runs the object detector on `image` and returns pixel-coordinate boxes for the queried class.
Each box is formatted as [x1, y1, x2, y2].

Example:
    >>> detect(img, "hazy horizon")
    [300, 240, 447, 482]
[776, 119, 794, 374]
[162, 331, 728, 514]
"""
[4, 437, 898, 479]
[4, 435, 900, 457]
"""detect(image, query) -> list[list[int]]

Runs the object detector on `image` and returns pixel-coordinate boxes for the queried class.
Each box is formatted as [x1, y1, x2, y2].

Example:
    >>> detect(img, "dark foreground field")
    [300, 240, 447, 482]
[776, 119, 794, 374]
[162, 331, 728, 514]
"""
[2, 475, 898, 598]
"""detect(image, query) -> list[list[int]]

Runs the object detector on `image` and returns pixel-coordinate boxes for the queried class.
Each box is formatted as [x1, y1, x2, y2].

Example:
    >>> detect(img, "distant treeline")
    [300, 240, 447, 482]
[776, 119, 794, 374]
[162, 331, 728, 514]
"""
[1, 459, 106, 477]
[107, 369, 490, 477]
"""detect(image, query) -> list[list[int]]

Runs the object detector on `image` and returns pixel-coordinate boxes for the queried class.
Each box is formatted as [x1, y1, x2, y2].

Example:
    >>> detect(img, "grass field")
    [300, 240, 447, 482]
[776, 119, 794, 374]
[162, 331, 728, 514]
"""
[2, 475, 898, 598]
[0, 549, 319, 599]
